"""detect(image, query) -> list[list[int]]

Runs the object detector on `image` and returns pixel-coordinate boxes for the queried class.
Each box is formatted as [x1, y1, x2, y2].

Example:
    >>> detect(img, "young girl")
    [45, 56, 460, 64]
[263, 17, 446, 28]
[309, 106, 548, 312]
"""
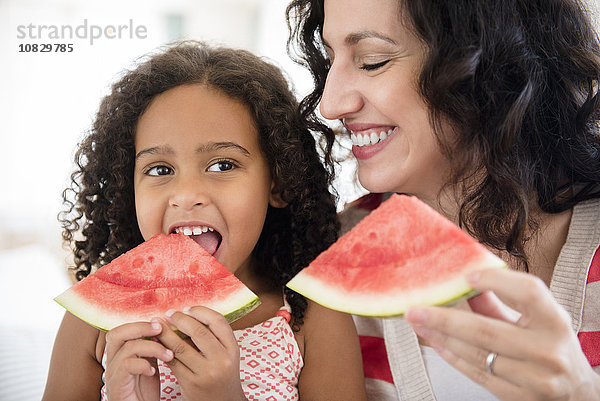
[43, 41, 367, 401]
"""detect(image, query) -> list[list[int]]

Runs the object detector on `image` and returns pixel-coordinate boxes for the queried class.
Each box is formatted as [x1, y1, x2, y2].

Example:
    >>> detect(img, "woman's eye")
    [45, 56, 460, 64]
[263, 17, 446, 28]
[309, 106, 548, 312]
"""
[207, 161, 236, 172]
[146, 165, 173, 176]
[360, 59, 390, 71]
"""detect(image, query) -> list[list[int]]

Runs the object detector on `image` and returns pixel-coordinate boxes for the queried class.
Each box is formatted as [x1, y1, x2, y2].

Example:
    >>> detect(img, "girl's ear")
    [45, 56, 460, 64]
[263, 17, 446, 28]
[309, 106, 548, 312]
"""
[269, 182, 288, 208]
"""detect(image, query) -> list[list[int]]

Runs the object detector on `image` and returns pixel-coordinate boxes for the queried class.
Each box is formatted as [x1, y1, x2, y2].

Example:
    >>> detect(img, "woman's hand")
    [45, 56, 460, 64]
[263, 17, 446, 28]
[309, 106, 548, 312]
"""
[405, 268, 600, 401]
[155, 306, 247, 401]
[104, 321, 174, 401]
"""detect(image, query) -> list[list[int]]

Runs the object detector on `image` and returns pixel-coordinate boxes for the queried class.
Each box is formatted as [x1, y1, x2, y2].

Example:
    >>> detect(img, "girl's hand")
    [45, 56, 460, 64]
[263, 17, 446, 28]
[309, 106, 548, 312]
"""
[155, 306, 247, 401]
[104, 321, 174, 401]
[405, 268, 600, 401]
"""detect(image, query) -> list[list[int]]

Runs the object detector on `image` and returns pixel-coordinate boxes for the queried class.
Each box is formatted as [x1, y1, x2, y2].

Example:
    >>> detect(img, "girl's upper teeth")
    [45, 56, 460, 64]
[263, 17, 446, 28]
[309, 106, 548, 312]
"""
[175, 226, 214, 235]
[351, 129, 393, 147]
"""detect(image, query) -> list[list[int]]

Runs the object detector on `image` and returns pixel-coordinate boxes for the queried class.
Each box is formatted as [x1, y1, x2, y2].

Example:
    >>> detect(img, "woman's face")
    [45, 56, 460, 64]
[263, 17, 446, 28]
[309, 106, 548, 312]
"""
[321, 0, 452, 201]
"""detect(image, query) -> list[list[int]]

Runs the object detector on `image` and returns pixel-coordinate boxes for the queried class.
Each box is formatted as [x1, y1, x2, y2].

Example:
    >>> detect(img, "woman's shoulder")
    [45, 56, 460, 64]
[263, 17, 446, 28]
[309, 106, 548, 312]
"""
[339, 192, 393, 234]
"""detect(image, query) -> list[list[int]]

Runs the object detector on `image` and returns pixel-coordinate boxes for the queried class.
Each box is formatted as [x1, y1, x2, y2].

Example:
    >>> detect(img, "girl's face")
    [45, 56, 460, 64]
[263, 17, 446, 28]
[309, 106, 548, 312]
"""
[321, 0, 452, 201]
[134, 84, 282, 277]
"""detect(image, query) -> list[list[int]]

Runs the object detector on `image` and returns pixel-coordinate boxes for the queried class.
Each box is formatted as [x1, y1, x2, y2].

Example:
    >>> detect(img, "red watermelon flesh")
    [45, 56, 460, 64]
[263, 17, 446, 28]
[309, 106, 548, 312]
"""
[55, 233, 260, 331]
[286, 194, 506, 316]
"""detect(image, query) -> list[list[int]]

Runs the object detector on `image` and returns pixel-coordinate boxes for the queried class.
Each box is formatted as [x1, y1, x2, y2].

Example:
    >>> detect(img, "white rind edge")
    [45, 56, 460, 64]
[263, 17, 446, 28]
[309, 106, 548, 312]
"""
[286, 251, 507, 317]
[55, 285, 260, 331]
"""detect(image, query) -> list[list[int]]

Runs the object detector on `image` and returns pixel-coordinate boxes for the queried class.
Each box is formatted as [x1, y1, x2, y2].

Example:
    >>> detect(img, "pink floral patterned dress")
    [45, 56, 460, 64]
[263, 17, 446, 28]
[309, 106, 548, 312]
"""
[101, 300, 303, 401]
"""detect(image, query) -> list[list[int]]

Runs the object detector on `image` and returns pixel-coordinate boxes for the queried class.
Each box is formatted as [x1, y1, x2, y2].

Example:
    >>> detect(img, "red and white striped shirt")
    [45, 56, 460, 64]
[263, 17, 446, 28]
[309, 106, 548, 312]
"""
[340, 194, 600, 400]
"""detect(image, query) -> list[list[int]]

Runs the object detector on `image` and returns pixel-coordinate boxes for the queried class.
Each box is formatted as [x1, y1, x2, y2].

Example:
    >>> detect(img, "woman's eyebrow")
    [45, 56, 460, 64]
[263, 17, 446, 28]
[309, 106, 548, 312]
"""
[196, 141, 251, 156]
[345, 31, 397, 46]
[322, 31, 398, 49]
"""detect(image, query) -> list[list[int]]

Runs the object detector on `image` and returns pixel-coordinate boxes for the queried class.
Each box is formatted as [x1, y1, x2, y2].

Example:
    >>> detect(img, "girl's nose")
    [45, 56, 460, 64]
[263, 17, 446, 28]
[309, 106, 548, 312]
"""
[168, 177, 209, 210]
[319, 61, 364, 120]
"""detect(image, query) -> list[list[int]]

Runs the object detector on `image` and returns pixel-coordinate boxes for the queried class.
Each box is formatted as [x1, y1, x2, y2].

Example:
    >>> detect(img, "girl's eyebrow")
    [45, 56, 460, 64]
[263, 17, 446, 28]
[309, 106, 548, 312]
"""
[196, 141, 251, 156]
[135, 142, 251, 160]
[135, 145, 173, 160]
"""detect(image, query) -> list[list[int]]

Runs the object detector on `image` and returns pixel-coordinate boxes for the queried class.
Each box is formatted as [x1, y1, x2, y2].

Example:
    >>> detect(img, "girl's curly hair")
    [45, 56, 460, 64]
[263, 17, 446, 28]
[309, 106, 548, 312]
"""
[59, 41, 340, 328]
[287, 0, 600, 270]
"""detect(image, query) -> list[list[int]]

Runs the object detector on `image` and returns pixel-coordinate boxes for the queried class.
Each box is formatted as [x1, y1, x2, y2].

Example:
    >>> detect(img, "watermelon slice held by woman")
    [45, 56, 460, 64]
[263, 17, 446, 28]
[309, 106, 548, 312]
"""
[286, 194, 507, 316]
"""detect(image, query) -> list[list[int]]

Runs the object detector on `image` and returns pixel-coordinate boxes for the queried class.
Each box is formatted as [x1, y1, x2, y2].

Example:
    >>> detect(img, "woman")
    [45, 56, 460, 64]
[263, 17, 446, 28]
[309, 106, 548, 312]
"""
[287, 0, 600, 400]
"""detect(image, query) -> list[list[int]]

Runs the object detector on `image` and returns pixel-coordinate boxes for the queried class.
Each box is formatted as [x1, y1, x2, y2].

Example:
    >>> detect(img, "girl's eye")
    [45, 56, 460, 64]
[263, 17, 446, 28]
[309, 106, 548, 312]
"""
[146, 165, 173, 176]
[207, 161, 236, 172]
[360, 59, 390, 71]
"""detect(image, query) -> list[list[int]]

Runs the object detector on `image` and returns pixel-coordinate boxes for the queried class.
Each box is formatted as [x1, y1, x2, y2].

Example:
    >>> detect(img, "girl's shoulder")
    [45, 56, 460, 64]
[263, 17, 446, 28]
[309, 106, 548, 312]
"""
[42, 312, 104, 400]
[300, 298, 357, 343]
[61, 311, 105, 362]
[295, 299, 367, 400]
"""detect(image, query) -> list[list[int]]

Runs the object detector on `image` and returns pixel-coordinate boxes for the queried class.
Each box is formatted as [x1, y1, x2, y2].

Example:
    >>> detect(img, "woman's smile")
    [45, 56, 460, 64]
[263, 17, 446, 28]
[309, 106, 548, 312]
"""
[347, 125, 398, 160]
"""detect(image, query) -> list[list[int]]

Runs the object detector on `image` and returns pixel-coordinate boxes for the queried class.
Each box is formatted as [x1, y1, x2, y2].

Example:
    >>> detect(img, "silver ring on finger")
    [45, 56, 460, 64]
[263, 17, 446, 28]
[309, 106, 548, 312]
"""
[485, 351, 498, 375]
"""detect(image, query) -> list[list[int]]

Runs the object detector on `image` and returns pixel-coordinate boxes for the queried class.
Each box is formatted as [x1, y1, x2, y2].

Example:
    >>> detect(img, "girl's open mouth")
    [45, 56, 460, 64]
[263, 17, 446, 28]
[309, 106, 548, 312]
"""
[171, 226, 222, 256]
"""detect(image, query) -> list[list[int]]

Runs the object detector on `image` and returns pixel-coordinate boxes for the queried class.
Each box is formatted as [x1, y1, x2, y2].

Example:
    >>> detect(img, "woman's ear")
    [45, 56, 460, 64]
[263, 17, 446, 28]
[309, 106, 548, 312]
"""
[269, 182, 288, 208]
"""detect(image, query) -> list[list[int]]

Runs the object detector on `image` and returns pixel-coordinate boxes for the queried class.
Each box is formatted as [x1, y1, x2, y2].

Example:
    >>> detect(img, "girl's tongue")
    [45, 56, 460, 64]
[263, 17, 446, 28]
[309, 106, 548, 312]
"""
[191, 231, 221, 256]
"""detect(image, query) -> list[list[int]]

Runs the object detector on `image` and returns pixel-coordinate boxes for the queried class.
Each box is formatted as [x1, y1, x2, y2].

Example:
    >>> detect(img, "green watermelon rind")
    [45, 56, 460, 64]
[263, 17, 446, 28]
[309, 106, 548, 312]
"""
[286, 251, 506, 317]
[55, 285, 261, 331]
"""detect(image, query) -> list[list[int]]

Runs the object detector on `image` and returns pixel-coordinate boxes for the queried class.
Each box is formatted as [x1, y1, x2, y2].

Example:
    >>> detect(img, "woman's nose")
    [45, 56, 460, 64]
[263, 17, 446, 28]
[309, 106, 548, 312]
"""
[319, 61, 364, 120]
[168, 177, 209, 210]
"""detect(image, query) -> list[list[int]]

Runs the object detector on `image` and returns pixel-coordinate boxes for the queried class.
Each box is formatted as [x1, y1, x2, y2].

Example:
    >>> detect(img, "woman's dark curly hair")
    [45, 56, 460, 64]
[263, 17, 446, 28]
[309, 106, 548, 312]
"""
[287, 0, 600, 270]
[59, 41, 340, 328]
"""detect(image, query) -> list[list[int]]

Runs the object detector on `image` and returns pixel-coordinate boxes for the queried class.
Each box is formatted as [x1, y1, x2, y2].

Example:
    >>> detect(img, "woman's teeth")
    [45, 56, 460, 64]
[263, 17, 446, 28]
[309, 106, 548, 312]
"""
[350, 129, 393, 147]
[174, 226, 215, 235]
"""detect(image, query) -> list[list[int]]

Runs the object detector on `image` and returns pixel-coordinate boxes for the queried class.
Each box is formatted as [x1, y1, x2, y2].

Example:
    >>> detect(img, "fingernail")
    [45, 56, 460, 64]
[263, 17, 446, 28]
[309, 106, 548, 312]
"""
[182, 306, 191, 314]
[165, 349, 174, 359]
[467, 270, 481, 284]
[151, 319, 161, 331]
[406, 307, 427, 325]
[165, 309, 175, 317]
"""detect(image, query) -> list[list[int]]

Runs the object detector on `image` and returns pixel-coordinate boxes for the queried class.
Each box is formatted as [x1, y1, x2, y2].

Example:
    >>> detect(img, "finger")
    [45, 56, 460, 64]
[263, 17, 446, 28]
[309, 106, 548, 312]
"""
[116, 357, 157, 377]
[166, 309, 225, 357]
[107, 337, 174, 368]
[105, 321, 163, 362]
[105, 358, 157, 401]
[182, 306, 238, 351]
[154, 317, 200, 374]
[413, 325, 559, 396]
[467, 269, 564, 328]
[468, 291, 521, 323]
[406, 305, 532, 360]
